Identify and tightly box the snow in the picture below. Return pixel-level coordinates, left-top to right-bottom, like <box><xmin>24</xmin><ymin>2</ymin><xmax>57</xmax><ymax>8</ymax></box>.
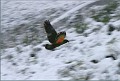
<box><xmin>1</xmin><ymin>0</ymin><xmax>120</xmax><ymax>80</ymax></box>
<box><xmin>51</xmin><ymin>0</ymin><xmax>97</xmax><ymax>25</ymax></box>
<box><xmin>109</xmin><ymin>20</ymin><xmax>120</xmax><ymax>28</ymax></box>
<box><xmin>1</xmin><ymin>0</ymin><xmax>83</xmax><ymax>32</ymax></box>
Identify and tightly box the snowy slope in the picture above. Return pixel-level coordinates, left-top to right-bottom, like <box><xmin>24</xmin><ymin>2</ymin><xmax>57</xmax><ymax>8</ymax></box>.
<box><xmin>1</xmin><ymin>0</ymin><xmax>97</xmax><ymax>48</ymax></box>
<box><xmin>1</xmin><ymin>0</ymin><xmax>89</xmax><ymax>32</ymax></box>
<box><xmin>1</xmin><ymin>0</ymin><xmax>120</xmax><ymax>80</ymax></box>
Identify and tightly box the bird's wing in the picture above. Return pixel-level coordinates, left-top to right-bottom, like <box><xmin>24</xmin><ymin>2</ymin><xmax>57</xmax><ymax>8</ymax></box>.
<box><xmin>55</xmin><ymin>32</ymin><xmax>66</xmax><ymax>44</ymax></box>
<box><xmin>44</xmin><ymin>20</ymin><xmax>57</xmax><ymax>43</ymax></box>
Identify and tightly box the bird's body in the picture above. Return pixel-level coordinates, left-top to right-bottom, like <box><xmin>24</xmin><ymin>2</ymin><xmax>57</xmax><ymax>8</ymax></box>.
<box><xmin>43</xmin><ymin>20</ymin><xmax>69</xmax><ymax>50</ymax></box>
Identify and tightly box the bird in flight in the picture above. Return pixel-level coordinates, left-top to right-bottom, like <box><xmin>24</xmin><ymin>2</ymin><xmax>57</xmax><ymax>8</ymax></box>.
<box><xmin>43</xmin><ymin>20</ymin><xmax>69</xmax><ymax>50</ymax></box>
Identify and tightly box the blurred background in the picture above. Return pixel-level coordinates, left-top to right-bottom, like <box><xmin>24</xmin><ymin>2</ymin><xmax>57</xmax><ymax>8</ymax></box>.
<box><xmin>1</xmin><ymin>0</ymin><xmax>120</xmax><ymax>80</ymax></box>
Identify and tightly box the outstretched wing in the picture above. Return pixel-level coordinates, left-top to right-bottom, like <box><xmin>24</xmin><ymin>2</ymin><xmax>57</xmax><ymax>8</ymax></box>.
<box><xmin>44</xmin><ymin>20</ymin><xmax>57</xmax><ymax>43</ymax></box>
<box><xmin>55</xmin><ymin>32</ymin><xmax>66</xmax><ymax>44</ymax></box>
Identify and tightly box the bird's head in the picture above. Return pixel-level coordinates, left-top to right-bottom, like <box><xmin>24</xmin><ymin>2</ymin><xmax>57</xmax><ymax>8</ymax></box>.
<box><xmin>44</xmin><ymin>44</ymin><xmax>55</xmax><ymax>50</ymax></box>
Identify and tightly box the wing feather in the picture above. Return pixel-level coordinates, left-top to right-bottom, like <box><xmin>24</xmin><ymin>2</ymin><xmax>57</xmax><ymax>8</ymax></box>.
<box><xmin>44</xmin><ymin>20</ymin><xmax>57</xmax><ymax>43</ymax></box>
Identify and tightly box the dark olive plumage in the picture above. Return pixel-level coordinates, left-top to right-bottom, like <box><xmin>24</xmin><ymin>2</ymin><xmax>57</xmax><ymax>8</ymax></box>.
<box><xmin>43</xmin><ymin>20</ymin><xmax>69</xmax><ymax>50</ymax></box>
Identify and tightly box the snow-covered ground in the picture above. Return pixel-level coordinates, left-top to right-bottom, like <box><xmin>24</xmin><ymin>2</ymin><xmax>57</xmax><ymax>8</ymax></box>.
<box><xmin>1</xmin><ymin>0</ymin><xmax>91</xmax><ymax>32</ymax></box>
<box><xmin>1</xmin><ymin>0</ymin><xmax>120</xmax><ymax>80</ymax></box>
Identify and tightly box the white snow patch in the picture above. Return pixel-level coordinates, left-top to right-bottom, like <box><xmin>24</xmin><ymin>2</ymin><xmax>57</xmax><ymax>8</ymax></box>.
<box><xmin>51</xmin><ymin>0</ymin><xmax>97</xmax><ymax>25</ymax></box>
<box><xmin>1</xmin><ymin>0</ymin><xmax>120</xmax><ymax>80</ymax></box>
